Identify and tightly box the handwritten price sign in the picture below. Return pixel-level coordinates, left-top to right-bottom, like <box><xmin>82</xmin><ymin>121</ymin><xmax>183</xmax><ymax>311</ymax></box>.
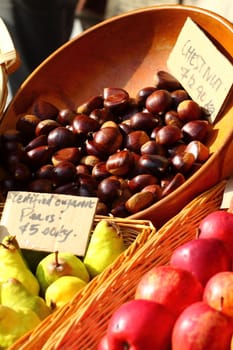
<box><xmin>0</xmin><ymin>191</ymin><xmax>98</xmax><ymax>256</ymax></box>
<box><xmin>167</xmin><ymin>17</ymin><xmax>233</xmax><ymax>123</ymax></box>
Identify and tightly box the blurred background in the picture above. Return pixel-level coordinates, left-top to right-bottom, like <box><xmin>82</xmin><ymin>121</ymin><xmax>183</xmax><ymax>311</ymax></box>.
<box><xmin>3</xmin><ymin>0</ymin><xmax>233</xmax><ymax>106</ymax></box>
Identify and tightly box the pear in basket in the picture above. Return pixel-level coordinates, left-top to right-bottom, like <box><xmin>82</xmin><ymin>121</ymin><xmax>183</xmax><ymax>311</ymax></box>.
<box><xmin>1</xmin><ymin>277</ymin><xmax>51</xmax><ymax>321</ymax></box>
<box><xmin>0</xmin><ymin>235</ymin><xmax>40</xmax><ymax>295</ymax></box>
<box><xmin>0</xmin><ymin>304</ymin><xmax>40</xmax><ymax>349</ymax></box>
<box><xmin>84</xmin><ymin>219</ymin><xmax>125</xmax><ymax>278</ymax></box>
<box><xmin>36</xmin><ymin>251</ymin><xmax>90</xmax><ymax>295</ymax></box>
<box><xmin>45</xmin><ymin>275</ymin><xmax>87</xmax><ymax>311</ymax></box>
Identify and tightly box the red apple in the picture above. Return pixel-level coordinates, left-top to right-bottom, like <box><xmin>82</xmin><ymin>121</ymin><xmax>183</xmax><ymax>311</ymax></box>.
<box><xmin>203</xmin><ymin>271</ymin><xmax>233</xmax><ymax>317</ymax></box>
<box><xmin>169</xmin><ymin>237</ymin><xmax>232</xmax><ymax>287</ymax></box>
<box><xmin>134</xmin><ymin>265</ymin><xmax>203</xmax><ymax>317</ymax></box>
<box><xmin>98</xmin><ymin>334</ymin><xmax>109</xmax><ymax>350</ymax></box>
<box><xmin>106</xmin><ymin>299</ymin><xmax>176</xmax><ymax>350</ymax></box>
<box><xmin>198</xmin><ymin>210</ymin><xmax>233</xmax><ymax>258</ymax></box>
<box><xmin>172</xmin><ymin>301</ymin><xmax>233</xmax><ymax>350</ymax></box>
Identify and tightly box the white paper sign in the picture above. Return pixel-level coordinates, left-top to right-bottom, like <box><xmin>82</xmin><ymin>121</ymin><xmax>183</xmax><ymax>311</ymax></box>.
<box><xmin>0</xmin><ymin>191</ymin><xmax>99</xmax><ymax>256</ymax></box>
<box><xmin>167</xmin><ymin>17</ymin><xmax>233</xmax><ymax>122</ymax></box>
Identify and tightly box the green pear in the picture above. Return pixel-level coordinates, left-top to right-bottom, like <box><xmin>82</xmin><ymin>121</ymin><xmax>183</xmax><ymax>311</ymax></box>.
<box><xmin>0</xmin><ymin>304</ymin><xmax>40</xmax><ymax>349</ymax></box>
<box><xmin>1</xmin><ymin>278</ymin><xmax>51</xmax><ymax>321</ymax></box>
<box><xmin>83</xmin><ymin>219</ymin><xmax>125</xmax><ymax>278</ymax></box>
<box><xmin>36</xmin><ymin>251</ymin><xmax>90</xmax><ymax>295</ymax></box>
<box><xmin>45</xmin><ymin>275</ymin><xmax>87</xmax><ymax>311</ymax></box>
<box><xmin>0</xmin><ymin>236</ymin><xmax>40</xmax><ymax>295</ymax></box>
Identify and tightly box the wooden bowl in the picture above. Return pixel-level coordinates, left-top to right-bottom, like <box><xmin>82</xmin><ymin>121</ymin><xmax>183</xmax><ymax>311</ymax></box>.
<box><xmin>1</xmin><ymin>5</ymin><xmax>233</xmax><ymax>228</ymax></box>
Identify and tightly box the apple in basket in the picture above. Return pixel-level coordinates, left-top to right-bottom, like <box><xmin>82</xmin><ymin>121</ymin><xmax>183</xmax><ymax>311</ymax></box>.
<box><xmin>169</xmin><ymin>237</ymin><xmax>232</xmax><ymax>287</ymax></box>
<box><xmin>105</xmin><ymin>299</ymin><xmax>176</xmax><ymax>350</ymax></box>
<box><xmin>203</xmin><ymin>271</ymin><xmax>233</xmax><ymax>318</ymax></box>
<box><xmin>134</xmin><ymin>265</ymin><xmax>203</xmax><ymax>317</ymax></box>
<box><xmin>171</xmin><ymin>301</ymin><xmax>233</xmax><ymax>350</ymax></box>
<box><xmin>198</xmin><ymin>210</ymin><xmax>233</xmax><ymax>259</ymax></box>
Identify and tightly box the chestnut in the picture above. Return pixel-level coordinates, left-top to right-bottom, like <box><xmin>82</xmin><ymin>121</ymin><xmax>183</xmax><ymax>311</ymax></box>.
<box><xmin>106</xmin><ymin>149</ymin><xmax>135</xmax><ymax>176</ymax></box>
<box><xmin>138</xmin><ymin>154</ymin><xmax>170</xmax><ymax>177</ymax></box>
<box><xmin>164</xmin><ymin>110</ymin><xmax>184</xmax><ymax>129</ymax></box>
<box><xmin>52</xmin><ymin>161</ymin><xmax>77</xmax><ymax>186</ymax></box>
<box><xmin>35</xmin><ymin>164</ymin><xmax>54</xmax><ymax>179</ymax></box>
<box><xmin>89</xmin><ymin>107</ymin><xmax>114</xmax><ymax>125</ymax></box>
<box><xmin>16</xmin><ymin>114</ymin><xmax>40</xmax><ymax>140</ymax></box>
<box><xmin>27</xmin><ymin>145</ymin><xmax>53</xmax><ymax>168</ymax></box>
<box><xmin>125</xmin><ymin>191</ymin><xmax>154</xmax><ymax>214</ymax></box>
<box><xmin>128</xmin><ymin>174</ymin><xmax>158</xmax><ymax>193</ymax></box>
<box><xmin>124</xmin><ymin>130</ymin><xmax>150</xmax><ymax>153</ymax></box>
<box><xmin>53</xmin><ymin>182</ymin><xmax>79</xmax><ymax>195</ymax></box>
<box><xmin>103</xmin><ymin>87</ymin><xmax>129</xmax><ymax>114</ymax></box>
<box><xmin>145</xmin><ymin>89</ymin><xmax>172</xmax><ymax>114</ymax></box>
<box><xmin>141</xmin><ymin>184</ymin><xmax>162</xmax><ymax>202</ymax></box>
<box><xmin>92</xmin><ymin>161</ymin><xmax>110</xmax><ymax>180</ymax></box>
<box><xmin>56</xmin><ymin>108</ymin><xmax>76</xmax><ymax>126</ymax></box>
<box><xmin>181</xmin><ymin>120</ymin><xmax>212</xmax><ymax>142</ymax></box>
<box><xmin>76</xmin><ymin>95</ymin><xmax>103</xmax><ymax>115</ymax></box>
<box><xmin>153</xmin><ymin>70</ymin><xmax>182</xmax><ymax>91</ymax></box>
<box><xmin>156</xmin><ymin>125</ymin><xmax>183</xmax><ymax>146</ymax></box>
<box><xmin>92</xmin><ymin>126</ymin><xmax>123</xmax><ymax>155</ymax></box>
<box><xmin>47</xmin><ymin>126</ymin><xmax>77</xmax><ymax>150</ymax></box>
<box><xmin>161</xmin><ymin>173</ymin><xmax>186</xmax><ymax>197</ymax></box>
<box><xmin>51</xmin><ymin>147</ymin><xmax>82</xmax><ymax>166</ymax></box>
<box><xmin>27</xmin><ymin>178</ymin><xmax>53</xmax><ymax>193</ymax></box>
<box><xmin>171</xmin><ymin>152</ymin><xmax>195</xmax><ymax>174</ymax></box>
<box><xmin>185</xmin><ymin>140</ymin><xmax>210</xmax><ymax>163</ymax></box>
<box><xmin>72</xmin><ymin>114</ymin><xmax>100</xmax><ymax>135</ymax></box>
<box><xmin>35</xmin><ymin>119</ymin><xmax>61</xmax><ymax>137</ymax></box>
<box><xmin>140</xmin><ymin>140</ymin><xmax>166</xmax><ymax>157</ymax></box>
<box><xmin>171</xmin><ymin>89</ymin><xmax>189</xmax><ymax>108</ymax></box>
<box><xmin>97</xmin><ymin>176</ymin><xmax>122</xmax><ymax>203</ymax></box>
<box><xmin>135</xmin><ymin>86</ymin><xmax>157</xmax><ymax>108</ymax></box>
<box><xmin>177</xmin><ymin>100</ymin><xmax>202</xmax><ymax>122</ymax></box>
<box><xmin>24</xmin><ymin>134</ymin><xmax>48</xmax><ymax>152</ymax></box>
<box><xmin>130</xmin><ymin>112</ymin><xmax>160</xmax><ymax>132</ymax></box>
<box><xmin>31</xmin><ymin>99</ymin><xmax>59</xmax><ymax>120</ymax></box>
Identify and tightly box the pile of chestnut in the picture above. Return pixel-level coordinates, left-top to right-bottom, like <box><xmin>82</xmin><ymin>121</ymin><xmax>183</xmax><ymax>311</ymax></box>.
<box><xmin>0</xmin><ymin>70</ymin><xmax>213</xmax><ymax>217</ymax></box>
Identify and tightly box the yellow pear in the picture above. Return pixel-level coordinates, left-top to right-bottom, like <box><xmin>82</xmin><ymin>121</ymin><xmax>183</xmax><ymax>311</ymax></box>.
<box><xmin>84</xmin><ymin>219</ymin><xmax>125</xmax><ymax>278</ymax></box>
<box><xmin>1</xmin><ymin>278</ymin><xmax>51</xmax><ymax>321</ymax></box>
<box><xmin>0</xmin><ymin>304</ymin><xmax>40</xmax><ymax>349</ymax></box>
<box><xmin>45</xmin><ymin>275</ymin><xmax>87</xmax><ymax>311</ymax></box>
<box><xmin>0</xmin><ymin>236</ymin><xmax>40</xmax><ymax>295</ymax></box>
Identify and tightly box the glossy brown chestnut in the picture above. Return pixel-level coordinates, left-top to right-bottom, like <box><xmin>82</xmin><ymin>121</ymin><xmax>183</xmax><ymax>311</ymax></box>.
<box><xmin>52</xmin><ymin>161</ymin><xmax>77</xmax><ymax>186</ymax></box>
<box><xmin>51</xmin><ymin>147</ymin><xmax>82</xmax><ymax>166</ymax></box>
<box><xmin>171</xmin><ymin>151</ymin><xmax>195</xmax><ymax>174</ymax></box>
<box><xmin>97</xmin><ymin>176</ymin><xmax>122</xmax><ymax>203</ymax></box>
<box><xmin>47</xmin><ymin>126</ymin><xmax>77</xmax><ymax>150</ymax></box>
<box><xmin>124</xmin><ymin>130</ymin><xmax>150</xmax><ymax>153</ymax></box>
<box><xmin>145</xmin><ymin>89</ymin><xmax>172</xmax><ymax>114</ymax></box>
<box><xmin>31</xmin><ymin>99</ymin><xmax>59</xmax><ymax>120</ymax></box>
<box><xmin>138</xmin><ymin>154</ymin><xmax>170</xmax><ymax>177</ymax></box>
<box><xmin>130</xmin><ymin>112</ymin><xmax>160</xmax><ymax>132</ymax></box>
<box><xmin>72</xmin><ymin>114</ymin><xmax>100</xmax><ymax>135</ymax></box>
<box><xmin>177</xmin><ymin>100</ymin><xmax>202</xmax><ymax>122</ymax></box>
<box><xmin>106</xmin><ymin>149</ymin><xmax>135</xmax><ymax>176</ymax></box>
<box><xmin>156</xmin><ymin>125</ymin><xmax>183</xmax><ymax>146</ymax></box>
<box><xmin>125</xmin><ymin>191</ymin><xmax>155</xmax><ymax>214</ymax></box>
<box><xmin>76</xmin><ymin>95</ymin><xmax>103</xmax><ymax>115</ymax></box>
<box><xmin>103</xmin><ymin>87</ymin><xmax>129</xmax><ymax>114</ymax></box>
<box><xmin>135</xmin><ymin>86</ymin><xmax>157</xmax><ymax>108</ymax></box>
<box><xmin>92</xmin><ymin>126</ymin><xmax>123</xmax><ymax>155</ymax></box>
<box><xmin>153</xmin><ymin>70</ymin><xmax>182</xmax><ymax>91</ymax></box>
<box><xmin>181</xmin><ymin>120</ymin><xmax>212</xmax><ymax>142</ymax></box>
<box><xmin>35</xmin><ymin>119</ymin><xmax>61</xmax><ymax>137</ymax></box>
<box><xmin>128</xmin><ymin>173</ymin><xmax>158</xmax><ymax>193</ymax></box>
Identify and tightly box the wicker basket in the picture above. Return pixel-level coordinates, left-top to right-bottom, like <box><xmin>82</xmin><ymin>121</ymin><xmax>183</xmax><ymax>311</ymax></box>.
<box><xmin>8</xmin><ymin>180</ymin><xmax>227</xmax><ymax>349</ymax></box>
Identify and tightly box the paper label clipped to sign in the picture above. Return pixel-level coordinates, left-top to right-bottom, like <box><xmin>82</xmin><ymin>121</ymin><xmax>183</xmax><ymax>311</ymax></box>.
<box><xmin>167</xmin><ymin>17</ymin><xmax>233</xmax><ymax>123</ymax></box>
<box><xmin>0</xmin><ymin>191</ymin><xmax>98</xmax><ymax>256</ymax></box>
<box><xmin>221</xmin><ymin>176</ymin><xmax>233</xmax><ymax>210</ymax></box>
